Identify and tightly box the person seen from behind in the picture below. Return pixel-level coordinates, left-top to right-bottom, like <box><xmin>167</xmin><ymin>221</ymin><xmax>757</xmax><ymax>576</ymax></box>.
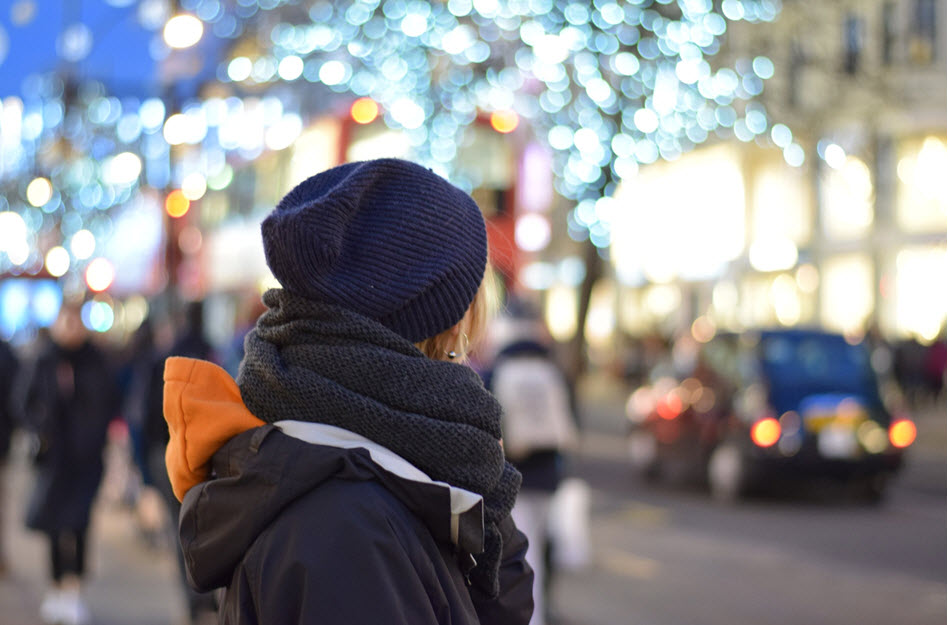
<box><xmin>483</xmin><ymin>299</ymin><xmax>578</xmax><ymax>625</ymax></box>
<box><xmin>18</xmin><ymin>301</ymin><xmax>118</xmax><ymax>625</ymax></box>
<box><xmin>163</xmin><ymin>158</ymin><xmax>534</xmax><ymax>624</ymax></box>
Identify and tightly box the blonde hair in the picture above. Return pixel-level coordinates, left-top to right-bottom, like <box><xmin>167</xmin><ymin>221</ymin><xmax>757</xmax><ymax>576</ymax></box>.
<box><xmin>415</xmin><ymin>265</ymin><xmax>498</xmax><ymax>362</ymax></box>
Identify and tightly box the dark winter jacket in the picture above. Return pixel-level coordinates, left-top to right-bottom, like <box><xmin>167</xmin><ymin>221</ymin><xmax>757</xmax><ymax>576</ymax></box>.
<box><xmin>0</xmin><ymin>339</ymin><xmax>18</xmax><ymax>460</ymax></box>
<box><xmin>20</xmin><ymin>339</ymin><xmax>117</xmax><ymax>532</ymax></box>
<box><xmin>164</xmin><ymin>357</ymin><xmax>534</xmax><ymax>625</ymax></box>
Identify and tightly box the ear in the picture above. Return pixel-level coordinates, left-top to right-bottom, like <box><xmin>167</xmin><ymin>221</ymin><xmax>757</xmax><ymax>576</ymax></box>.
<box><xmin>449</xmin><ymin>322</ymin><xmax>462</xmax><ymax>337</ymax></box>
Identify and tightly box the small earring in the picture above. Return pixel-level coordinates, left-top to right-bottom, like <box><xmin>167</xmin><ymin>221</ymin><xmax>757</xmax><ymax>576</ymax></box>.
<box><xmin>447</xmin><ymin>350</ymin><xmax>457</xmax><ymax>360</ymax></box>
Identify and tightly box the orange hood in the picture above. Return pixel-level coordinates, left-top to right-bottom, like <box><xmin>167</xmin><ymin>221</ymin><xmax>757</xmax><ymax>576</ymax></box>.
<box><xmin>163</xmin><ymin>357</ymin><xmax>265</xmax><ymax>502</ymax></box>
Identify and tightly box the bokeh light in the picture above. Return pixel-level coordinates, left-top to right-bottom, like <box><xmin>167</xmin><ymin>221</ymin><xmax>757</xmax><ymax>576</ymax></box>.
<box><xmin>889</xmin><ymin>420</ymin><xmax>917</xmax><ymax>449</ymax></box>
<box><xmin>165</xmin><ymin>190</ymin><xmax>190</xmax><ymax>218</ymax></box>
<box><xmin>26</xmin><ymin>177</ymin><xmax>53</xmax><ymax>207</ymax></box>
<box><xmin>515</xmin><ymin>213</ymin><xmax>551</xmax><ymax>252</ymax></box>
<box><xmin>102</xmin><ymin>152</ymin><xmax>142</xmax><ymax>185</ymax></box>
<box><xmin>751</xmin><ymin>418</ymin><xmax>781</xmax><ymax>447</ymax></box>
<box><xmin>85</xmin><ymin>257</ymin><xmax>115</xmax><ymax>292</ymax></box>
<box><xmin>181</xmin><ymin>173</ymin><xmax>208</xmax><ymax>200</ymax></box>
<box><xmin>490</xmin><ymin>109</ymin><xmax>519</xmax><ymax>134</ymax></box>
<box><xmin>0</xmin><ymin>212</ymin><xmax>28</xmax><ymax>253</ymax></box>
<box><xmin>350</xmin><ymin>97</ymin><xmax>380</xmax><ymax>124</ymax></box>
<box><xmin>44</xmin><ymin>246</ymin><xmax>70</xmax><ymax>277</ymax></box>
<box><xmin>81</xmin><ymin>299</ymin><xmax>115</xmax><ymax>332</ymax></box>
<box><xmin>163</xmin><ymin>14</ymin><xmax>204</xmax><ymax>49</ymax></box>
<box><xmin>70</xmin><ymin>230</ymin><xmax>96</xmax><ymax>260</ymax></box>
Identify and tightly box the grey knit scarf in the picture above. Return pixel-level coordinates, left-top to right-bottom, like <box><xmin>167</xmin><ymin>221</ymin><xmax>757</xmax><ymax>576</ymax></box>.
<box><xmin>237</xmin><ymin>288</ymin><xmax>520</xmax><ymax>596</ymax></box>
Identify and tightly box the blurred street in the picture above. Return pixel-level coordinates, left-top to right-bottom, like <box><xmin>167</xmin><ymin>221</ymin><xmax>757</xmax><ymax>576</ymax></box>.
<box><xmin>0</xmin><ymin>2</ymin><xmax>945</xmax><ymax>624</ymax></box>
<box><xmin>1</xmin><ymin>374</ymin><xmax>943</xmax><ymax>625</ymax></box>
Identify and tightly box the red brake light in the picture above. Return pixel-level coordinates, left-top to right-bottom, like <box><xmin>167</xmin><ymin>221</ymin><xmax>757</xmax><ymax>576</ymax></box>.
<box><xmin>888</xmin><ymin>420</ymin><xmax>916</xmax><ymax>449</ymax></box>
<box><xmin>656</xmin><ymin>393</ymin><xmax>683</xmax><ymax>420</ymax></box>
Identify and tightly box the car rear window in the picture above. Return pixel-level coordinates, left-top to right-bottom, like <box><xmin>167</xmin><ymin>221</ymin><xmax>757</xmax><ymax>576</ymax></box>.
<box><xmin>758</xmin><ymin>333</ymin><xmax>881</xmax><ymax>410</ymax></box>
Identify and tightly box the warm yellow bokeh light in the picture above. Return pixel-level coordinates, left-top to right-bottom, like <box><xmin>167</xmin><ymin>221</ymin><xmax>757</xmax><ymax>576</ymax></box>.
<box><xmin>545</xmin><ymin>284</ymin><xmax>578</xmax><ymax>342</ymax></box>
<box><xmin>27</xmin><ymin>177</ymin><xmax>53</xmax><ymax>207</ymax></box>
<box><xmin>751</xmin><ymin>418</ymin><xmax>781</xmax><ymax>447</ymax></box>
<box><xmin>490</xmin><ymin>110</ymin><xmax>519</xmax><ymax>134</ymax></box>
<box><xmin>85</xmin><ymin>257</ymin><xmax>116</xmax><ymax>292</ymax></box>
<box><xmin>165</xmin><ymin>190</ymin><xmax>191</xmax><ymax>218</ymax></box>
<box><xmin>350</xmin><ymin>97</ymin><xmax>380</xmax><ymax>125</ymax></box>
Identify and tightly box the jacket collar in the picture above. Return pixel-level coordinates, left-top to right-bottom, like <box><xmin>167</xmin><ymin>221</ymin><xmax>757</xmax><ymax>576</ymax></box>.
<box><xmin>275</xmin><ymin>420</ymin><xmax>484</xmax><ymax>553</ymax></box>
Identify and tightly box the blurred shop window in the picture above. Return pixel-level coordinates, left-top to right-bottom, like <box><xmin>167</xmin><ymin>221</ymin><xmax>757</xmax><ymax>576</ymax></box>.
<box><xmin>346</xmin><ymin>121</ymin><xmax>410</xmax><ymax>162</ymax></box>
<box><xmin>612</xmin><ymin>145</ymin><xmax>745</xmax><ymax>284</ymax></box>
<box><xmin>585</xmin><ymin>278</ymin><xmax>617</xmax><ymax>357</ymax></box>
<box><xmin>821</xmin><ymin>254</ymin><xmax>874</xmax><ymax>335</ymax></box>
<box><xmin>253</xmin><ymin>152</ymin><xmax>290</xmax><ymax>213</ymax></box>
<box><xmin>895</xmin><ymin>246</ymin><xmax>947</xmax><ymax>342</ymax></box>
<box><xmin>896</xmin><ymin>136</ymin><xmax>948</xmax><ymax>232</ymax></box>
<box><xmin>750</xmin><ymin>159</ymin><xmax>811</xmax><ymax>273</ymax></box>
<box><xmin>909</xmin><ymin>0</ymin><xmax>938</xmax><ymax>64</ymax></box>
<box><xmin>738</xmin><ymin>274</ymin><xmax>815</xmax><ymax>330</ymax></box>
<box><xmin>820</xmin><ymin>155</ymin><xmax>874</xmax><ymax>240</ymax></box>
<box><xmin>290</xmin><ymin>119</ymin><xmax>341</xmax><ymax>187</ymax></box>
<box><xmin>843</xmin><ymin>14</ymin><xmax>864</xmax><ymax>74</ymax></box>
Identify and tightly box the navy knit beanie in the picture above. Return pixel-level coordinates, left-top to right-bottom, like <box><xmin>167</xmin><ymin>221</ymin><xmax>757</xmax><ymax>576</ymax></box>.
<box><xmin>261</xmin><ymin>158</ymin><xmax>488</xmax><ymax>343</ymax></box>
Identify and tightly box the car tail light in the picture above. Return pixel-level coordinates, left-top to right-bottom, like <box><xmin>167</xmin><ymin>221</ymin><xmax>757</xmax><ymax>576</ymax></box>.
<box><xmin>751</xmin><ymin>417</ymin><xmax>781</xmax><ymax>447</ymax></box>
<box><xmin>656</xmin><ymin>393</ymin><xmax>683</xmax><ymax>420</ymax></box>
<box><xmin>888</xmin><ymin>419</ymin><xmax>916</xmax><ymax>449</ymax></box>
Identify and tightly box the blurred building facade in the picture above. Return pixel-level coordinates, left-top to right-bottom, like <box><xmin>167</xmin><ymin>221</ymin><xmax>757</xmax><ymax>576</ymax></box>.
<box><xmin>564</xmin><ymin>0</ymin><xmax>948</xmax><ymax>362</ymax></box>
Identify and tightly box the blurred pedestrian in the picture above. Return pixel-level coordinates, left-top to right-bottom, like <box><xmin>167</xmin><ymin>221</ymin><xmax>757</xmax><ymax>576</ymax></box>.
<box><xmin>118</xmin><ymin>318</ymin><xmax>161</xmax><ymax>488</ymax></box>
<box><xmin>145</xmin><ymin>301</ymin><xmax>219</xmax><ymax>625</ymax></box>
<box><xmin>163</xmin><ymin>158</ymin><xmax>533</xmax><ymax>624</ymax></box>
<box><xmin>115</xmin><ymin>316</ymin><xmax>169</xmax><ymax>549</ymax></box>
<box><xmin>923</xmin><ymin>329</ymin><xmax>946</xmax><ymax>404</ymax></box>
<box><xmin>220</xmin><ymin>291</ymin><xmax>267</xmax><ymax>378</ymax></box>
<box><xmin>483</xmin><ymin>300</ymin><xmax>578</xmax><ymax>625</ymax></box>
<box><xmin>0</xmin><ymin>336</ymin><xmax>19</xmax><ymax>577</ymax></box>
<box><xmin>17</xmin><ymin>302</ymin><xmax>118</xmax><ymax>625</ymax></box>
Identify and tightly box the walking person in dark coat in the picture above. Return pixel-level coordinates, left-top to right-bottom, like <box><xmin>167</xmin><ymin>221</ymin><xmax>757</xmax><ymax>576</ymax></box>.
<box><xmin>18</xmin><ymin>302</ymin><xmax>118</xmax><ymax>625</ymax></box>
<box><xmin>0</xmin><ymin>336</ymin><xmax>19</xmax><ymax>577</ymax></box>
<box><xmin>162</xmin><ymin>158</ymin><xmax>533</xmax><ymax>624</ymax></box>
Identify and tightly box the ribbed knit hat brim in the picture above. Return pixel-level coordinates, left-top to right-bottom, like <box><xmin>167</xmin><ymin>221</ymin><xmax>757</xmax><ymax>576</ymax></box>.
<box><xmin>261</xmin><ymin>159</ymin><xmax>488</xmax><ymax>343</ymax></box>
